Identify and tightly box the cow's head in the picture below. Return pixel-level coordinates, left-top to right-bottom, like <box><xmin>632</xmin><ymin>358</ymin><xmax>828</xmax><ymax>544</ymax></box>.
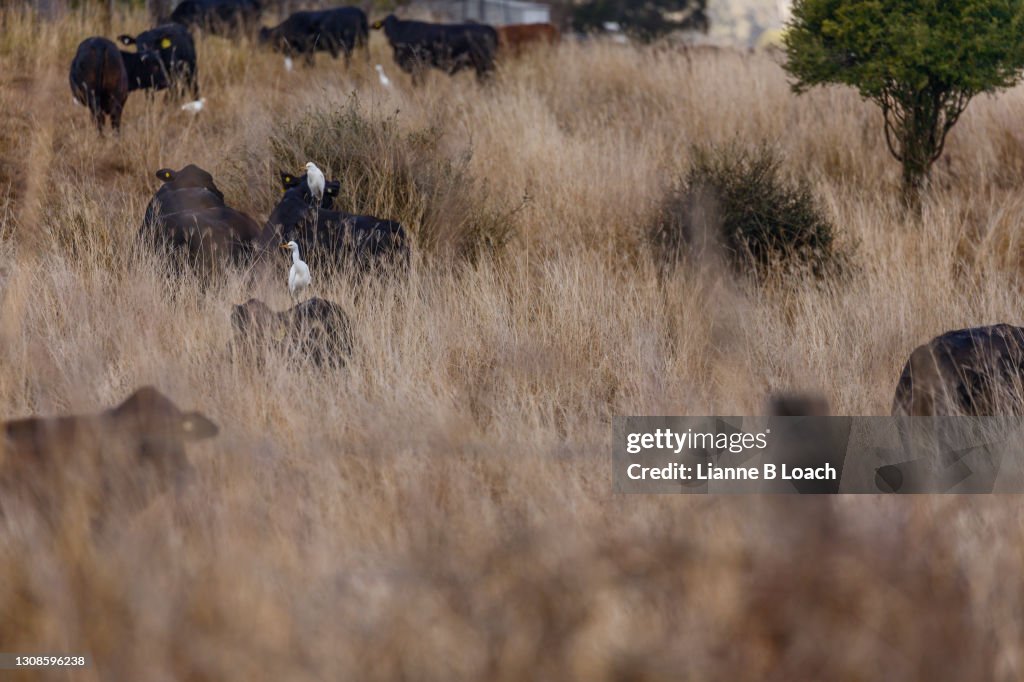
<box><xmin>101</xmin><ymin>387</ymin><xmax>218</xmax><ymax>505</ymax></box>
<box><xmin>371</xmin><ymin>14</ymin><xmax>397</xmax><ymax>31</ymax></box>
<box><xmin>154</xmin><ymin>164</ymin><xmax>225</xmax><ymax>200</ymax></box>
<box><xmin>279</xmin><ymin>170</ymin><xmax>340</xmax><ymax>208</ymax></box>
<box><xmin>231</xmin><ymin>298</ymin><xmax>275</xmax><ymax>334</ymax></box>
<box><xmin>123</xmin><ymin>49</ymin><xmax>170</xmax><ymax>91</ymax></box>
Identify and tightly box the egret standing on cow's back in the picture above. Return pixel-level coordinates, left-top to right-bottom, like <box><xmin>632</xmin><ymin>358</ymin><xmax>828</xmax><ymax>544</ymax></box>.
<box><xmin>281</xmin><ymin>241</ymin><xmax>311</xmax><ymax>299</ymax></box>
<box><xmin>304</xmin><ymin>162</ymin><xmax>325</xmax><ymax>205</ymax></box>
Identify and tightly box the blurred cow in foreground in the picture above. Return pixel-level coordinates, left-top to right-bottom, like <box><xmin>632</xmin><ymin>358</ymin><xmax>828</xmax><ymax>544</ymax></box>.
<box><xmin>231</xmin><ymin>298</ymin><xmax>354</xmax><ymax>366</ymax></box>
<box><xmin>892</xmin><ymin>324</ymin><xmax>1024</xmax><ymax>416</ymax></box>
<box><xmin>372</xmin><ymin>14</ymin><xmax>498</xmax><ymax>84</ymax></box>
<box><xmin>766</xmin><ymin>392</ymin><xmax>831</xmax><ymax>417</ymax></box>
<box><xmin>497</xmin><ymin>23</ymin><xmax>560</xmax><ymax>56</ymax></box>
<box><xmin>69</xmin><ymin>37</ymin><xmax>168</xmax><ymax>132</ymax></box>
<box><xmin>119</xmin><ymin>23</ymin><xmax>200</xmax><ymax>100</ymax></box>
<box><xmin>258</xmin><ymin>7</ymin><xmax>368</xmax><ymax>67</ymax></box>
<box><xmin>0</xmin><ymin>387</ymin><xmax>218</xmax><ymax>529</ymax></box>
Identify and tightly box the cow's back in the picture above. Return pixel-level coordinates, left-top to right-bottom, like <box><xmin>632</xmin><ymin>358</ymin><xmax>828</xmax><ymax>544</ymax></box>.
<box><xmin>891</xmin><ymin>324</ymin><xmax>1024</xmax><ymax>416</ymax></box>
<box><xmin>69</xmin><ymin>38</ymin><xmax>127</xmax><ymax>105</ymax></box>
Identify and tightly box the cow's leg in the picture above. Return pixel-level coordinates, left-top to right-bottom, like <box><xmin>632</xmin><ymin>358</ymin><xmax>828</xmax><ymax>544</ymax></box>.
<box><xmin>189</xmin><ymin>68</ymin><xmax>200</xmax><ymax>100</ymax></box>
<box><xmin>108</xmin><ymin>95</ymin><xmax>124</xmax><ymax>133</ymax></box>
<box><xmin>87</xmin><ymin>92</ymin><xmax>106</xmax><ymax>132</ymax></box>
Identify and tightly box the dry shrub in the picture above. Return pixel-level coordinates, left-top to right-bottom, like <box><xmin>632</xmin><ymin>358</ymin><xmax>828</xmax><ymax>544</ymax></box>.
<box><xmin>269</xmin><ymin>96</ymin><xmax>517</xmax><ymax>262</ymax></box>
<box><xmin>650</xmin><ymin>144</ymin><xmax>845</xmax><ymax>278</ymax></box>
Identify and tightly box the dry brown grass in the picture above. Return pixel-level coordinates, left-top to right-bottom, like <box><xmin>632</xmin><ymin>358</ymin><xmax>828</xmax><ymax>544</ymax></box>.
<box><xmin>3</xmin><ymin>5</ymin><xmax>1024</xmax><ymax>680</ymax></box>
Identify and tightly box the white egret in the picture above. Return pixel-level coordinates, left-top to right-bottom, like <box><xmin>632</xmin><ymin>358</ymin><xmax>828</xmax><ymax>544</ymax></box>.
<box><xmin>280</xmin><ymin>241</ymin><xmax>311</xmax><ymax>299</ymax></box>
<box><xmin>375</xmin><ymin>64</ymin><xmax>391</xmax><ymax>88</ymax></box>
<box><xmin>284</xmin><ymin>56</ymin><xmax>294</xmax><ymax>71</ymax></box>
<box><xmin>304</xmin><ymin>161</ymin><xmax>325</xmax><ymax>204</ymax></box>
<box><xmin>181</xmin><ymin>97</ymin><xmax>206</xmax><ymax>113</ymax></box>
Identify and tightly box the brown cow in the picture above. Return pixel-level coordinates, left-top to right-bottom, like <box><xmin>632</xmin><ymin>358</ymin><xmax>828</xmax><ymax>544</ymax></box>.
<box><xmin>891</xmin><ymin>324</ymin><xmax>1024</xmax><ymax>416</ymax></box>
<box><xmin>496</xmin><ymin>23</ymin><xmax>560</xmax><ymax>56</ymax></box>
<box><xmin>0</xmin><ymin>387</ymin><xmax>218</xmax><ymax>529</ymax></box>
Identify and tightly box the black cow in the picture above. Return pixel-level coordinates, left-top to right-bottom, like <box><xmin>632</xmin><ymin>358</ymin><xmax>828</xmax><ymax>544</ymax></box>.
<box><xmin>119</xmin><ymin>24</ymin><xmax>199</xmax><ymax>99</ymax></box>
<box><xmin>231</xmin><ymin>297</ymin><xmax>353</xmax><ymax>366</ymax></box>
<box><xmin>169</xmin><ymin>0</ymin><xmax>262</xmax><ymax>35</ymax></box>
<box><xmin>258</xmin><ymin>8</ymin><xmax>368</xmax><ymax>67</ymax></box>
<box><xmin>264</xmin><ymin>179</ymin><xmax>409</xmax><ymax>273</ymax></box>
<box><xmin>892</xmin><ymin>324</ymin><xmax>1024</xmax><ymax>416</ymax></box>
<box><xmin>371</xmin><ymin>14</ymin><xmax>498</xmax><ymax>84</ymax></box>
<box><xmin>279</xmin><ymin>170</ymin><xmax>340</xmax><ymax>209</ymax></box>
<box><xmin>140</xmin><ymin>165</ymin><xmax>267</xmax><ymax>275</ymax></box>
<box><xmin>69</xmin><ymin>37</ymin><xmax>168</xmax><ymax>131</ymax></box>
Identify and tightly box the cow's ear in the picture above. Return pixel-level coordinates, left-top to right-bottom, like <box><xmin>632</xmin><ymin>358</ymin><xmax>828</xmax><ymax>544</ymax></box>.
<box><xmin>118</xmin><ymin>34</ymin><xmax>136</xmax><ymax>45</ymax></box>
<box><xmin>160</xmin><ymin>36</ymin><xmax>172</xmax><ymax>49</ymax></box>
<box><xmin>155</xmin><ymin>168</ymin><xmax>176</xmax><ymax>182</ymax></box>
<box><xmin>180</xmin><ymin>412</ymin><xmax>219</xmax><ymax>441</ymax></box>
<box><xmin>325</xmin><ymin>180</ymin><xmax>340</xmax><ymax>197</ymax></box>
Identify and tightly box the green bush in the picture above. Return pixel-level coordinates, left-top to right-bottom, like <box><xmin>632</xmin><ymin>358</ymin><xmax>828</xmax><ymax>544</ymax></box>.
<box><xmin>649</xmin><ymin>145</ymin><xmax>842</xmax><ymax>277</ymax></box>
<box><xmin>785</xmin><ymin>0</ymin><xmax>1024</xmax><ymax>210</ymax></box>
<box><xmin>270</xmin><ymin>97</ymin><xmax>516</xmax><ymax>263</ymax></box>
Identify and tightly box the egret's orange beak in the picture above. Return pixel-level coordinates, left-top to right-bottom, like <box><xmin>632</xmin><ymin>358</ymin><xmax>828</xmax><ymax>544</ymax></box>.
<box><xmin>279</xmin><ymin>243</ymin><xmax>289</xmax><ymax>250</ymax></box>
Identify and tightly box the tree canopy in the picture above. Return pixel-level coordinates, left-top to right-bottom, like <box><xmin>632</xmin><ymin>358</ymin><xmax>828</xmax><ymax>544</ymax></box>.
<box><xmin>785</xmin><ymin>0</ymin><xmax>1024</xmax><ymax>207</ymax></box>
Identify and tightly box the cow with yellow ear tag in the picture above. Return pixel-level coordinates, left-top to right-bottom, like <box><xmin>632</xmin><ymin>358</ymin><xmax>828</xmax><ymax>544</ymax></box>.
<box><xmin>118</xmin><ymin>23</ymin><xmax>199</xmax><ymax>100</ymax></box>
<box><xmin>279</xmin><ymin>169</ymin><xmax>340</xmax><ymax>209</ymax></box>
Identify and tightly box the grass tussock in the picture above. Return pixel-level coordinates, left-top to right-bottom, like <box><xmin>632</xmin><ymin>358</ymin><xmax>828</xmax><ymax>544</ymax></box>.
<box><xmin>3</xmin><ymin>3</ymin><xmax>1024</xmax><ymax>680</ymax></box>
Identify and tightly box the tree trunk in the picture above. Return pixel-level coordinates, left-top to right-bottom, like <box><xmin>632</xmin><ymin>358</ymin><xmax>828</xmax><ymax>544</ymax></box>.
<box><xmin>899</xmin><ymin>105</ymin><xmax>938</xmax><ymax>215</ymax></box>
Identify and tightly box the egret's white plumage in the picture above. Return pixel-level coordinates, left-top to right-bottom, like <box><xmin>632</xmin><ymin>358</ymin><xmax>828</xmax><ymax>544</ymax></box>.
<box><xmin>284</xmin><ymin>56</ymin><xmax>294</xmax><ymax>71</ymax></box>
<box><xmin>375</xmin><ymin>64</ymin><xmax>391</xmax><ymax>88</ymax></box>
<box><xmin>304</xmin><ymin>161</ymin><xmax>325</xmax><ymax>204</ymax></box>
<box><xmin>181</xmin><ymin>97</ymin><xmax>206</xmax><ymax>113</ymax></box>
<box><xmin>281</xmin><ymin>241</ymin><xmax>311</xmax><ymax>298</ymax></box>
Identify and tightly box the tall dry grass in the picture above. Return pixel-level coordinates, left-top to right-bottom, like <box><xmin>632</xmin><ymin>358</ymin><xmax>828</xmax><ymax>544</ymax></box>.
<box><xmin>3</xmin><ymin>4</ymin><xmax>1024</xmax><ymax>679</ymax></box>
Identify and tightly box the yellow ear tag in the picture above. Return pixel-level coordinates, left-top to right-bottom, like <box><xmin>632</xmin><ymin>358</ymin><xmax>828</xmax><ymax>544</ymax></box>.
<box><xmin>161</xmin><ymin>37</ymin><xmax>172</xmax><ymax>48</ymax></box>
<box><xmin>284</xmin><ymin>176</ymin><xmax>291</xmax><ymax>183</ymax></box>
<box><xmin>164</xmin><ymin>171</ymin><xmax>171</xmax><ymax>179</ymax></box>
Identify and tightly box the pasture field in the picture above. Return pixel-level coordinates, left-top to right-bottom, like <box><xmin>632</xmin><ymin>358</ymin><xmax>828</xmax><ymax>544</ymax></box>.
<box><xmin>2</xmin><ymin>5</ymin><xmax>1024</xmax><ymax>679</ymax></box>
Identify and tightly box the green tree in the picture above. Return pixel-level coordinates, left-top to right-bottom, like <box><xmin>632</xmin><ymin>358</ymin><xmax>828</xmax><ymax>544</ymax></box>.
<box><xmin>784</xmin><ymin>0</ymin><xmax>1024</xmax><ymax>209</ymax></box>
<box><xmin>572</xmin><ymin>0</ymin><xmax>708</xmax><ymax>42</ymax></box>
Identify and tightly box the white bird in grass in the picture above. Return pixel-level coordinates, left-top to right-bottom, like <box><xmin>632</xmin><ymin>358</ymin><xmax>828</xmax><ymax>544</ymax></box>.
<box><xmin>181</xmin><ymin>97</ymin><xmax>206</xmax><ymax>113</ymax></box>
<box><xmin>375</xmin><ymin>64</ymin><xmax>391</xmax><ymax>88</ymax></box>
<box><xmin>304</xmin><ymin>161</ymin><xmax>325</xmax><ymax>205</ymax></box>
<box><xmin>280</xmin><ymin>241</ymin><xmax>311</xmax><ymax>299</ymax></box>
<box><xmin>284</xmin><ymin>56</ymin><xmax>294</xmax><ymax>71</ymax></box>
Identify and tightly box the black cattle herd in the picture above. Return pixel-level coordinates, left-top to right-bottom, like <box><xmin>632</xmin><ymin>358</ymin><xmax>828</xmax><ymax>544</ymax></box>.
<box><xmin>69</xmin><ymin>0</ymin><xmax>509</xmax><ymax>132</ymax></box>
